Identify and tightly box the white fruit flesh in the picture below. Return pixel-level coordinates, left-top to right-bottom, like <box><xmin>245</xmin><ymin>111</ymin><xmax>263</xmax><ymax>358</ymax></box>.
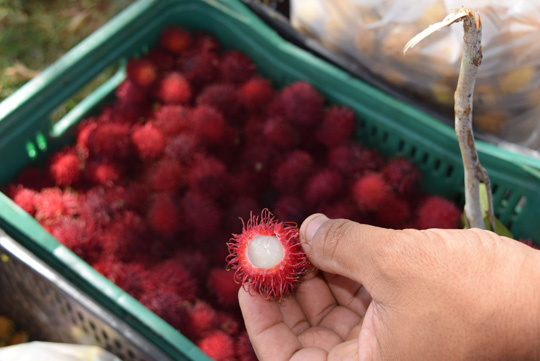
<box><xmin>247</xmin><ymin>235</ymin><xmax>284</xmax><ymax>269</ymax></box>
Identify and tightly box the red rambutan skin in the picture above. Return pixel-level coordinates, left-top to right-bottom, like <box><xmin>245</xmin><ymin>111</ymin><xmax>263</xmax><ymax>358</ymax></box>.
<box><xmin>374</xmin><ymin>195</ymin><xmax>411</xmax><ymax>229</ymax></box>
<box><xmin>101</xmin><ymin>211</ymin><xmax>150</xmax><ymax>263</ymax></box>
<box><xmin>416</xmin><ymin>196</ymin><xmax>462</xmax><ymax>229</ymax></box>
<box><xmin>10</xmin><ymin>185</ymin><xmax>37</xmax><ymax>215</ymax></box>
<box><xmin>159</xmin><ymin>26</ymin><xmax>192</xmax><ymax>54</ymax></box>
<box><xmin>196</xmin><ymin>83</ymin><xmax>243</xmax><ymax>119</ymax></box>
<box><xmin>272</xmin><ymin>150</ymin><xmax>315</xmax><ymax>195</ymax></box>
<box><xmin>315</xmin><ymin>199</ymin><xmax>361</xmax><ymax>221</ymax></box>
<box><xmin>227</xmin><ymin>210</ymin><xmax>311</xmax><ymax>301</ymax></box>
<box><xmin>48</xmin><ymin>147</ymin><xmax>82</xmax><ymax>187</ymax></box>
<box><xmin>207</xmin><ymin>268</ymin><xmax>240</xmax><ymax>308</ymax></box>
<box><xmin>126</xmin><ymin>58</ymin><xmax>157</xmax><ymax>87</ymax></box>
<box><xmin>146</xmin><ymin>193</ymin><xmax>182</xmax><ymax>237</ymax></box>
<box><xmin>13</xmin><ymin>167</ymin><xmax>54</xmax><ymax>191</ymax></box>
<box><xmin>223</xmin><ymin>196</ymin><xmax>260</xmax><ymax>230</ymax></box>
<box><xmin>277</xmin><ymin>81</ymin><xmax>324</xmax><ymax>127</ymax></box>
<box><xmin>148</xmin><ymin>159</ymin><xmax>184</xmax><ymax>192</ymax></box>
<box><xmin>219</xmin><ymin>50</ymin><xmax>256</xmax><ymax>85</ymax></box>
<box><xmin>76</xmin><ymin>119</ymin><xmax>98</xmax><ymax>157</ymax></box>
<box><xmin>328</xmin><ymin>143</ymin><xmax>384</xmax><ymax>178</ymax></box>
<box><xmin>115</xmin><ymin>79</ymin><xmax>149</xmax><ymax>104</ymax></box>
<box><xmin>178</xmin><ymin>50</ymin><xmax>219</xmax><ymax>90</ymax></box>
<box><xmin>191</xmin><ymin>105</ymin><xmax>232</xmax><ymax>146</ymax></box>
<box><xmin>85</xmin><ymin>160</ymin><xmax>123</xmax><ymax>187</ymax></box>
<box><xmin>152</xmin><ymin>105</ymin><xmax>192</xmax><ymax>136</ymax></box>
<box><xmin>34</xmin><ymin>188</ymin><xmax>74</xmax><ymax>223</ymax></box>
<box><xmin>95</xmin><ymin>261</ymin><xmax>148</xmax><ymax>299</ymax></box>
<box><xmin>145</xmin><ymin>47</ymin><xmax>175</xmax><ymax>72</ymax></box>
<box><xmin>197</xmin><ymin>330</ymin><xmax>236</xmax><ymax>361</ymax></box>
<box><xmin>315</xmin><ymin>105</ymin><xmax>356</xmax><ymax>148</ymax></box>
<box><xmin>304</xmin><ymin>168</ymin><xmax>344</xmax><ymax>207</ymax></box>
<box><xmin>86</xmin><ymin>123</ymin><xmax>133</xmax><ymax>160</ymax></box>
<box><xmin>192</xmin><ymin>32</ymin><xmax>221</xmax><ymax>55</ymax></box>
<box><xmin>236</xmin><ymin>331</ymin><xmax>258</xmax><ymax>361</ymax></box>
<box><xmin>180</xmin><ymin>191</ymin><xmax>223</xmax><ymax>242</ymax></box>
<box><xmin>164</xmin><ymin>130</ymin><xmax>201</xmax><ymax>163</ymax></box>
<box><xmin>51</xmin><ymin>217</ymin><xmax>101</xmax><ymax>264</ymax></box>
<box><xmin>263</xmin><ymin>116</ymin><xmax>299</xmax><ymax>150</ymax></box>
<box><xmin>145</xmin><ymin>258</ymin><xmax>198</xmax><ymax>302</ymax></box>
<box><xmin>157</xmin><ymin>72</ymin><xmax>192</xmax><ymax>105</ymax></box>
<box><xmin>382</xmin><ymin>158</ymin><xmax>421</xmax><ymax>195</ymax></box>
<box><xmin>139</xmin><ymin>289</ymin><xmax>190</xmax><ymax>333</ymax></box>
<box><xmin>273</xmin><ymin>196</ymin><xmax>307</xmax><ymax>225</ymax></box>
<box><xmin>131</xmin><ymin>123</ymin><xmax>165</xmax><ymax>160</ymax></box>
<box><xmin>240</xmin><ymin>76</ymin><xmax>275</xmax><ymax>113</ymax></box>
<box><xmin>186</xmin><ymin>154</ymin><xmax>229</xmax><ymax>199</ymax></box>
<box><xmin>351</xmin><ymin>172</ymin><xmax>392</xmax><ymax>212</ymax></box>
<box><xmin>185</xmin><ymin>301</ymin><xmax>218</xmax><ymax>341</ymax></box>
<box><xmin>174</xmin><ymin>249</ymin><xmax>210</xmax><ymax>281</ymax></box>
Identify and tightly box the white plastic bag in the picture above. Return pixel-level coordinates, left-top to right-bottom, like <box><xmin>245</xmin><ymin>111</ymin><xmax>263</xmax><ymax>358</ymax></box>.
<box><xmin>291</xmin><ymin>0</ymin><xmax>540</xmax><ymax>149</ymax></box>
<box><xmin>0</xmin><ymin>342</ymin><xmax>122</xmax><ymax>361</ymax></box>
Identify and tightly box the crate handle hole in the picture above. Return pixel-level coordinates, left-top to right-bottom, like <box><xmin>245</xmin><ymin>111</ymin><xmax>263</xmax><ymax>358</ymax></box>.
<box><xmin>445</xmin><ymin>165</ymin><xmax>454</xmax><ymax>178</ymax></box>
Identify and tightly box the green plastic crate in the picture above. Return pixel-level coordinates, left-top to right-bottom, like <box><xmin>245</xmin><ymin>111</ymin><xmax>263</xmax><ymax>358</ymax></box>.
<box><xmin>1</xmin><ymin>0</ymin><xmax>540</xmax><ymax>359</ymax></box>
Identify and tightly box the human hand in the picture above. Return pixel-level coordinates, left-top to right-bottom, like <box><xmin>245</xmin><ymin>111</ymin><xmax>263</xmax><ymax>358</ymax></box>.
<box><xmin>239</xmin><ymin>214</ymin><xmax>540</xmax><ymax>360</ymax></box>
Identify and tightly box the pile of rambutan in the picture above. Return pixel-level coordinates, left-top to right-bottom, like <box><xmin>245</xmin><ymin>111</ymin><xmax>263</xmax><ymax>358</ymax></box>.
<box><xmin>4</xmin><ymin>25</ymin><xmax>467</xmax><ymax>361</ymax></box>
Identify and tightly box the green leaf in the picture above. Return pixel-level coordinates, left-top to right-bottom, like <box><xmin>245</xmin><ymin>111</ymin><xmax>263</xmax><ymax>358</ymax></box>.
<box><xmin>479</xmin><ymin>182</ymin><xmax>513</xmax><ymax>238</ymax></box>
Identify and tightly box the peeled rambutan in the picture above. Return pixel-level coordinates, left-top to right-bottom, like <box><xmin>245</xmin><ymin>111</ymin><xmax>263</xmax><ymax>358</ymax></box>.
<box><xmin>382</xmin><ymin>158</ymin><xmax>421</xmax><ymax>195</ymax></box>
<box><xmin>227</xmin><ymin>210</ymin><xmax>311</xmax><ymax>301</ymax></box>
<box><xmin>277</xmin><ymin>81</ymin><xmax>324</xmax><ymax>127</ymax></box>
<box><xmin>351</xmin><ymin>172</ymin><xmax>392</xmax><ymax>212</ymax></box>
<box><xmin>126</xmin><ymin>58</ymin><xmax>157</xmax><ymax>87</ymax></box>
<box><xmin>416</xmin><ymin>196</ymin><xmax>462</xmax><ymax>229</ymax></box>
<box><xmin>85</xmin><ymin>160</ymin><xmax>123</xmax><ymax>187</ymax></box>
<box><xmin>273</xmin><ymin>196</ymin><xmax>307</xmax><ymax>225</ymax></box>
<box><xmin>304</xmin><ymin>168</ymin><xmax>343</xmax><ymax>206</ymax></box>
<box><xmin>115</xmin><ymin>79</ymin><xmax>149</xmax><ymax>104</ymax></box>
<box><xmin>219</xmin><ymin>50</ymin><xmax>255</xmax><ymax>85</ymax></box>
<box><xmin>240</xmin><ymin>76</ymin><xmax>275</xmax><ymax>113</ymax></box>
<box><xmin>236</xmin><ymin>331</ymin><xmax>258</xmax><ymax>361</ymax></box>
<box><xmin>197</xmin><ymin>330</ymin><xmax>236</xmax><ymax>361</ymax></box>
<box><xmin>315</xmin><ymin>105</ymin><xmax>356</xmax><ymax>148</ymax></box>
<box><xmin>207</xmin><ymin>268</ymin><xmax>240</xmax><ymax>308</ymax></box>
<box><xmin>272</xmin><ymin>150</ymin><xmax>315</xmax><ymax>195</ymax></box>
<box><xmin>159</xmin><ymin>26</ymin><xmax>192</xmax><ymax>54</ymax></box>
<box><xmin>48</xmin><ymin>147</ymin><xmax>82</xmax><ymax>187</ymax></box>
<box><xmin>148</xmin><ymin>159</ymin><xmax>184</xmax><ymax>192</ymax></box>
<box><xmin>186</xmin><ymin>154</ymin><xmax>229</xmax><ymax>199</ymax></box>
<box><xmin>139</xmin><ymin>289</ymin><xmax>190</xmax><ymax>333</ymax></box>
<box><xmin>146</xmin><ymin>193</ymin><xmax>182</xmax><ymax>237</ymax></box>
<box><xmin>10</xmin><ymin>185</ymin><xmax>37</xmax><ymax>215</ymax></box>
<box><xmin>157</xmin><ymin>72</ymin><xmax>192</xmax><ymax>105</ymax></box>
<box><xmin>196</xmin><ymin>83</ymin><xmax>243</xmax><ymax>119</ymax></box>
<box><xmin>86</xmin><ymin>123</ymin><xmax>133</xmax><ymax>160</ymax></box>
<box><xmin>131</xmin><ymin>123</ymin><xmax>165</xmax><ymax>160</ymax></box>
<box><xmin>263</xmin><ymin>116</ymin><xmax>299</xmax><ymax>150</ymax></box>
<box><xmin>328</xmin><ymin>143</ymin><xmax>383</xmax><ymax>178</ymax></box>
<box><xmin>374</xmin><ymin>195</ymin><xmax>411</xmax><ymax>229</ymax></box>
<box><xmin>152</xmin><ymin>105</ymin><xmax>192</xmax><ymax>136</ymax></box>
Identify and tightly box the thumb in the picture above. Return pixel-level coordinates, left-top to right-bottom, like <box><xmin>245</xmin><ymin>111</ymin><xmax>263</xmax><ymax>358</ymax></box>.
<box><xmin>300</xmin><ymin>213</ymin><xmax>426</xmax><ymax>290</ymax></box>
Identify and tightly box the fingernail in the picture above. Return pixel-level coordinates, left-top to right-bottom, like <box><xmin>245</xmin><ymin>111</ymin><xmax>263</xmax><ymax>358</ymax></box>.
<box><xmin>300</xmin><ymin>213</ymin><xmax>329</xmax><ymax>244</ymax></box>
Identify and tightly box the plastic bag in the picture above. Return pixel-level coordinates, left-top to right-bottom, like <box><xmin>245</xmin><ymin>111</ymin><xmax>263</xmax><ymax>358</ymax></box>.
<box><xmin>291</xmin><ymin>0</ymin><xmax>540</xmax><ymax>150</ymax></box>
<box><xmin>0</xmin><ymin>342</ymin><xmax>122</xmax><ymax>361</ymax></box>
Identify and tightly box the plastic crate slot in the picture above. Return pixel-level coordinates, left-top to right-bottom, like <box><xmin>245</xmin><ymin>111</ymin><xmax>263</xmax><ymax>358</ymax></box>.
<box><xmin>381</xmin><ymin>131</ymin><xmax>389</xmax><ymax>143</ymax></box>
<box><xmin>397</xmin><ymin>139</ymin><xmax>405</xmax><ymax>152</ymax></box>
<box><xmin>114</xmin><ymin>338</ymin><xmax>123</xmax><ymax>350</ymax></box>
<box><xmin>36</xmin><ymin>132</ymin><xmax>48</xmax><ymax>151</ymax></box>
<box><xmin>445</xmin><ymin>165</ymin><xmax>454</xmax><ymax>178</ymax></box>
<box><xmin>513</xmin><ymin>196</ymin><xmax>527</xmax><ymax>216</ymax></box>
<box><xmin>25</xmin><ymin>141</ymin><xmax>37</xmax><ymax>159</ymax></box>
<box><xmin>421</xmin><ymin>152</ymin><xmax>429</xmax><ymax>165</ymax></box>
<box><xmin>370</xmin><ymin>125</ymin><xmax>378</xmax><ymax>137</ymax></box>
<box><xmin>409</xmin><ymin>146</ymin><xmax>417</xmax><ymax>158</ymax></box>
<box><xmin>102</xmin><ymin>329</ymin><xmax>110</xmax><ymax>341</ymax></box>
<box><xmin>127</xmin><ymin>349</ymin><xmax>136</xmax><ymax>360</ymax></box>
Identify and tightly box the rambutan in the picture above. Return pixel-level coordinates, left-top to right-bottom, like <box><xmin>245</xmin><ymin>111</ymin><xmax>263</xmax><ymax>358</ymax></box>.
<box><xmin>219</xmin><ymin>50</ymin><xmax>255</xmax><ymax>85</ymax></box>
<box><xmin>157</xmin><ymin>72</ymin><xmax>192</xmax><ymax>105</ymax></box>
<box><xmin>98</xmin><ymin>261</ymin><xmax>148</xmax><ymax>299</ymax></box>
<box><xmin>236</xmin><ymin>331</ymin><xmax>258</xmax><ymax>361</ymax></box>
<box><xmin>328</xmin><ymin>143</ymin><xmax>383</xmax><ymax>178</ymax></box>
<box><xmin>185</xmin><ymin>301</ymin><xmax>218</xmax><ymax>341</ymax></box>
<box><xmin>163</xmin><ymin>130</ymin><xmax>201</xmax><ymax>164</ymax></box>
<box><xmin>272</xmin><ymin>150</ymin><xmax>314</xmax><ymax>195</ymax></box>
<box><xmin>174</xmin><ymin>249</ymin><xmax>210</xmax><ymax>280</ymax></box>
<box><xmin>351</xmin><ymin>172</ymin><xmax>392</xmax><ymax>212</ymax></box>
<box><xmin>304</xmin><ymin>168</ymin><xmax>343</xmax><ymax>206</ymax></box>
<box><xmin>192</xmin><ymin>32</ymin><xmax>221</xmax><ymax>55</ymax></box>
<box><xmin>273</xmin><ymin>196</ymin><xmax>307</xmax><ymax>225</ymax></box>
<box><xmin>13</xmin><ymin>167</ymin><xmax>54</xmax><ymax>191</ymax></box>
<box><xmin>315</xmin><ymin>105</ymin><xmax>356</xmax><ymax>148</ymax></box>
<box><xmin>34</xmin><ymin>188</ymin><xmax>67</xmax><ymax>223</ymax></box>
<box><xmin>197</xmin><ymin>330</ymin><xmax>236</xmax><ymax>361</ymax></box>
<box><xmin>75</xmin><ymin>118</ymin><xmax>98</xmax><ymax>157</ymax></box>
<box><xmin>86</xmin><ymin>123</ymin><xmax>133</xmax><ymax>160</ymax></box>
<box><xmin>191</xmin><ymin>105</ymin><xmax>232</xmax><ymax>146</ymax></box>
<box><xmin>207</xmin><ymin>268</ymin><xmax>240</xmax><ymax>308</ymax></box>
<box><xmin>316</xmin><ymin>199</ymin><xmax>361</xmax><ymax>221</ymax></box>
<box><xmin>115</xmin><ymin>79</ymin><xmax>149</xmax><ymax>104</ymax></box>
<box><xmin>215</xmin><ymin>312</ymin><xmax>240</xmax><ymax>336</ymax></box>
<box><xmin>159</xmin><ymin>26</ymin><xmax>192</xmax><ymax>54</ymax></box>
<box><xmin>131</xmin><ymin>123</ymin><xmax>165</xmax><ymax>160</ymax></box>
<box><xmin>139</xmin><ymin>289</ymin><xmax>190</xmax><ymax>333</ymax></box>
<box><xmin>146</xmin><ymin>193</ymin><xmax>182</xmax><ymax>237</ymax></box>
<box><xmin>186</xmin><ymin>154</ymin><xmax>229</xmax><ymax>199</ymax></box>
<box><xmin>126</xmin><ymin>58</ymin><xmax>157</xmax><ymax>87</ymax></box>
<box><xmin>85</xmin><ymin>160</ymin><xmax>123</xmax><ymax>187</ymax></box>
<box><xmin>240</xmin><ymin>76</ymin><xmax>275</xmax><ymax>113</ymax></box>
<box><xmin>101</xmin><ymin>211</ymin><xmax>149</xmax><ymax>263</ymax></box>
<box><xmin>416</xmin><ymin>196</ymin><xmax>462</xmax><ymax>229</ymax></box>
<box><xmin>224</xmin><ymin>196</ymin><xmax>260</xmax><ymax>230</ymax></box>
<box><xmin>277</xmin><ymin>81</ymin><xmax>324</xmax><ymax>127</ymax></box>
<box><xmin>374</xmin><ymin>195</ymin><xmax>411</xmax><ymax>229</ymax></box>
<box><xmin>145</xmin><ymin>47</ymin><xmax>175</xmax><ymax>72</ymax></box>
<box><xmin>146</xmin><ymin>258</ymin><xmax>198</xmax><ymax>301</ymax></box>
<box><xmin>180</xmin><ymin>191</ymin><xmax>222</xmax><ymax>241</ymax></box>
<box><xmin>227</xmin><ymin>210</ymin><xmax>311</xmax><ymax>301</ymax></box>
<box><xmin>51</xmin><ymin>217</ymin><xmax>101</xmax><ymax>264</ymax></box>
<box><xmin>152</xmin><ymin>105</ymin><xmax>192</xmax><ymax>136</ymax></box>
<box><xmin>148</xmin><ymin>159</ymin><xmax>184</xmax><ymax>192</ymax></box>
<box><xmin>10</xmin><ymin>185</ymin><xmax>37</xmax><ymax>215</ymax></box>
<box><xmin>48</xmin><ymin>147</ymin><xmax>82</xmax><ymax>186</ymax></box>
<box><xmin>240</xmin><ymin>142</ymin><xmax>277</xmax><ymax>181</ymax></box>
<box><xmin>263</xmin><ymin>116</ymin><xmax>299</xmax><ymax>150</ymax></box>
<box><xmin>382</xmin><ymin>158</ymin><xmax>421</xmax><ymax>194</ymax></box>
<box><xmin>178</xmin><ymin>50</ymin><xmax>219</xmax><ymax>90</ymax></box>
<box><xmin>196</xmin><ymin>83</ymin><xmax>243</xmax><ymax>119</ymax></box>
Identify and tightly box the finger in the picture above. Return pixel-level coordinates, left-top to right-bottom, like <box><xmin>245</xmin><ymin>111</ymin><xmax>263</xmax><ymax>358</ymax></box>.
<box><xmin>279</xmin><ymin>296</ymin><xmax>310</xmax><ymax>336</ymax></box>
<box><xmin>297</xmin><ymin>326</ymin><xmax>343</xmax><ymax>351</ymax></box>
<box><xmin>239</xmin><ymin>287</ymin><xmax>302</xmax><ymax>361</ymax></box>
<box><xmin>324</xmin><ymin>273</ymin><xmax>372</xmax><ymax>316</ymax></box>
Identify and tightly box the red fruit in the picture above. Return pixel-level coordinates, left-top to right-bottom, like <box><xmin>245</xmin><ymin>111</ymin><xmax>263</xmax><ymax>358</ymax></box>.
<box><xmin>374</xmin><ymin>195</ymin><xmax>411</xmax><ymax>229</ymax></box>
<box><xmin>51</xmin><ymin>217</ymin><xmax>101</xmax><ymax>264</ymax></box>
<box><xmin>146</xmin><ymin>194</ymin><xmax>182</xmax><ymax>237</ymax></box>
<box><xmin>157</xmin><ymin>72</ymin><xmax>192</xmax><ymax>105</ymax></box>
<box><xmin>240</xmin><ymin>143</ymin><xmax>277</xmax><ymax>180</ymax></box>
<box><xmin>519</xmin><ymin>239</ymin><xmax>540</xmax><ymax>250</ymax></box>
<box><xmin>304</xmin><ymin>168</ymin><xmax>343</xmax><ymax>206</ymax></box>
<box><xmin>131</xmin><ymin>123</ymin><xmax>165</xmax><ymax>160</ymax></box>
<box><xmin>315</xmin><ymin>105</ymin><xmax>356</xmax><ymax>148</ymax></box>
<box><xmin>126</xmin><ymin>58</ymin><xmax>157</xmax><ymax>87</ymax></box>
<box><xmin>382</xmin><ymin>158</ymin><xmax>421</xmax><ymax>194</ymax></box>
<box><xmin>115</xmin><ymin>79</ymin><xmax>149</xmax><ymax>103</ymax></box>
<box><xmin>87</xmin><ymin>123</ymin><xmax>133</xmax><ymax>160</ymax></box>
<box><xmin>263</xmin><ymin>116</ymin><xmax>299</xmax><ymax>150</ymax></box>
<box><xmin>10</xmin><ymin>185</ymin><xmax>37</xmax><ymax>215</ymax></box>
<box><xmin>197</xmin><ymin>330</ymin><xmax>236</xmax><ymax>361</ymax></box>
<box><xmin>278</xmin><ymin>81</ymin><xmax>324</xmax><ymax>127</ymax></box>
<box><xmin>224</xmin><ymin>196</ymin><xmax>260</xmax><ymax>230</ymax></box>
<box><xmin>215</xmin><ymin>312</ymin><xmax>239</xmax><ymax>336</ymax></box>
<box><xmin>85</xmin><ymin>161</ymin><xmax>123</xmax><ymax>187</ymax></box>
<box><xmin>159</xmin><ymin>26</ymin><xmax>192</xmax><ymax>54</ymax></box>
<box><xmin>219</xmin><ymin>50</ymin><xmax>255</xmax><ymax>84</ymax></box>
<box><xmin>351</xmin><ymin>173</ymin><xmax>392</xmax><ymax>212</ymax></box>
<box><xmin>76</xmin><ymin>118</ymin><xmax>98</xmax><ymax>157</ymax></box>
<box><xmin>316</xmin><ymin>199</ymin><xmax>360</xmax><ymax>221</ymax></box>
<box><xmin>192</xmin><ymin>32</ymin><xmax>221</xmax><ymax>55</ymax></box>
<box><xmin>227</xmin><ymin>210</ymin><xmax>311</xmax><ymax>301</ymax></box>
<box><xmin>174</xmin><ymin>250</ymin><xmax>210</xmax><ymax>280</ymax></box>
<box><xmin>164</xmin><ymin>130</ymin><xmax>201</xmax><ymax>163</ymax></box>
<box><xmin>48</xmin><ymin>147</ymin><xmax>81</xmax><ymax>186</ymax></box>
<box><xmin>34</xmin><ymin>188</ymin><xmax>67</xmax><ymax>223</ymax></box>
<box><xmin>148</xmin><ymin>159</ymin><xmax>184</xmax><ymax>192</ymax></box>
<box><xmin>272</xmin><ymin>150</ymin><xmax>314</xmax><ymax>194</ymax></box>
<box><xmin>186</xmin><ymin>154</ymin><xmax>229</xmax><ymax>199</ymax></box>
<box><xmin>180</xmin><ymin>191</ymin><xmax>222</xmax><ymax>241</ymax></box>
<box><xmin>13</xmin><ymin>167</ymin><xmax>54</xmax><ymax>191</ymax></box>
<box><xmin>236</xmin><ymin>331</ymin><xmax>258</xmax><ymax>361</ymax></box>
<box><xmin>328</xmin><ymin>143</ymin><xmax>383</xmax><ymax>177</ymax></box>
<box><xmin>147</xmin><ymin>258</ymin><xmax>198</xmax><ymax>301</ymax></box>
<box><xmin>196</xmin><ymin>83</ymin><xmax>243</xmax><ymax>119</ymax></box>
<box><xmin>240</xmin><ymin>76</ymin><xmax>275</xmax><ymax>112</ymax></box>
<box><xmin>207</xmin><ymin>268</ymin><xmax>240</xmax><ymax>308</ymax></box>
<box><xmin>273</xmin><ymin>196</ymin><xmax>307</xmax><ymax>225</ymax></box>
<box><xmin>145</xmin><ymin>48</ymin><xmax>175</xmax><ymax>72</ymax></box>
<box><xmin>186</xmin><ymin>301</ymin><xmax>218</xmax><ymax>340</ymax></box>
<box><xmin>139</xmin><ymin>289</ymin><xmax>190</xmax><ymax>332</ymax></box>
<box><xmin>101</xmin><ymin>211</ymin><xmax>149</xmax><ymax>263</ymax></box>
<box><xmin>191</xmin><ymin>105</ymin><xmax>231</xmax><ymax>146</ymax></box>
<box><xmin>179</xmin><ymin>51</ymin><xmax>219</xmax><ymax>89</ymax></box>
<box><xmin>416</xmin><ymin>196</ymin><xmax>462</xmax><ymax>229</ymax></box>
<box><xmin>153</xmin><ymin>105</ymin><xmax>191</xmax><ymax>135</ymax></box>
<box><xmin>98</xmin><ymin>262</ymin><xmax>148</xmax><ymax>299</ymax></box>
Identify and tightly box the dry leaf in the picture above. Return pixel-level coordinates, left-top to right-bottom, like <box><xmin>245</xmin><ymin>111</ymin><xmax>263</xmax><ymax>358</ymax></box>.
<box><xmin>4</xmin><ymin>62</ymin><xmax>40</xmax><ymax>81</ymax></box>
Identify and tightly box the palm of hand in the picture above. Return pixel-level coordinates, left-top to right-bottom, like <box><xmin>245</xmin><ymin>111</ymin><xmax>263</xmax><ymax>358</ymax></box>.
<box><xmin>239</xmin><ymin>272</ymin><xmax>373</xmax><ymax>360</ymax></box>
